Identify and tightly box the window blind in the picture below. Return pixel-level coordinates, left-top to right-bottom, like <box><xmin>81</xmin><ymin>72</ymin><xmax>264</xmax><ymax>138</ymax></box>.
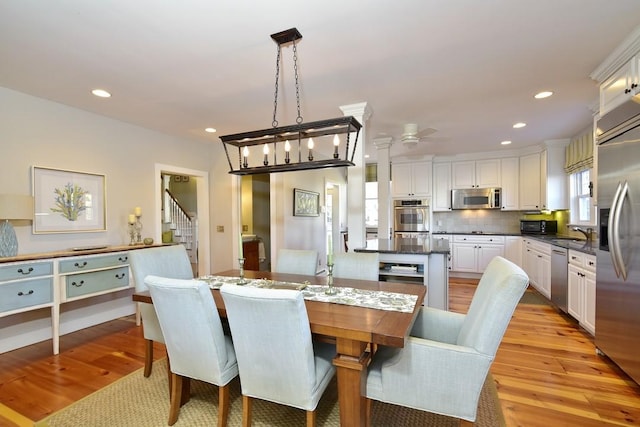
<box><xmin>564</xmin><ymin>130</ymin><xmax>593</xmax><ymax>174</ymax></box>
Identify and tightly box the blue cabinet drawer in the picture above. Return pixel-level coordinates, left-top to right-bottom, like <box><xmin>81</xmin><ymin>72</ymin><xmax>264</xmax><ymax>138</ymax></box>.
<box><xmin>0</xmin><ymin>277</ymin><xmax>54</xmax><ymax>313</ymax></box>
<box><xmin>59</xmin><ymin>253</ymin><xmax>129</xmax><ymax>274</ymax></box>
<box><xmin>0</xmin><ymin>262</ymin><xmax>53</xmax><ymax>281</ymax></box>
<box><xmin>65</xmin><ymin>266</ymin><xmax>130</xmax><ymax>298</ymax></box>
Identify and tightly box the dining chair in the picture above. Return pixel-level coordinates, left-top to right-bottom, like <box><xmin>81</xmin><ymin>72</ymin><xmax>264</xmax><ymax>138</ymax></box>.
<box><xmin>332</xmin><ymin>252</ymin><xmax>380</xmax><ymax>281</ymax></box>
<box><xmin>220</xmin><ymin>284</ymin><xmax>336</xmax><ymax>427</ymax></box>
<box><xmin>274</xmin><ymin>248</ymin><xmax>319</xmax><ymax>276</ymax></box>
<box><xmin>145</xmin><ymin>275</ymin><xmax>238</xmax><ymax>427</ymax></box>
<box><xmin>129</xmin><ymin>245</ymin><xmax>194</xmax><ymax>377</ymax></box>
<box><xmin>365</xmin><ymin>256</ymin><xmax>529</xmax><ymax>426</ymax></box>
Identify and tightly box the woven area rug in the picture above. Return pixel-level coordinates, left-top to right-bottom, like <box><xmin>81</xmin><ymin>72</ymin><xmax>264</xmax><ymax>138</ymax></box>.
<box><xmin>36</xmin><ymin>359</ymin><xmax>505</xmax><ymax>426</ymax></box>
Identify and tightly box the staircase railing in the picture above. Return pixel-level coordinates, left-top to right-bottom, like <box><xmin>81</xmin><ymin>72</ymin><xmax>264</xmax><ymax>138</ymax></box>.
<box><xmin>165</xmin><ymin>189</ymin><xmax>195</xmax><ymax>252</ymax></box>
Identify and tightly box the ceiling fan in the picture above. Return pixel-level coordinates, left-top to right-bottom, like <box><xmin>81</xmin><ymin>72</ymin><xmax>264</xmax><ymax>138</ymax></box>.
<box><xmin>400</xmin><ymin>123</ymin><xmax>440</xmax><ymax>148</ymax></box>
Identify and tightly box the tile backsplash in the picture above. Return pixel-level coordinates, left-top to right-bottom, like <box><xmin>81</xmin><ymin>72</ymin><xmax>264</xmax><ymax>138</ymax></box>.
<box><xmin>433</xmin><ymin>210</ymin><xmax>522</xmax><ymax>234</ymax></box>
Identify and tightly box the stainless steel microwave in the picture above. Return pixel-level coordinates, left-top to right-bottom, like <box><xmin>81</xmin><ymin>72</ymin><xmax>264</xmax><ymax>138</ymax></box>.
<box><xmin>451</xmin><ymin>188</ymin><xmax>501</xmax><ymax>210</ymax></box>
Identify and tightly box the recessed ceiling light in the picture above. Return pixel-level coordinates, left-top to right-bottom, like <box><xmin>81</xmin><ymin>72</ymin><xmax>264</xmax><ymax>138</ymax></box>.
<box><xmin>205</xmin><ymin>128</ymin><xmax>217</xmax><ymax>133</ymax></box>
<box><xmin>513</xmin><ymin>122</ymin><xmax>526</xmax><ymax>129</ymax></box>
<box><xmin>501</xmin><ymin>140</ymin><xmax>512</xmax><ymax>145</ymax></box>
<box><xmin>534</xmin><ymin>91</ymin><xmax>553</xmax><ymax>99</ymax></box>
<box><xmin>91</xmin><ymin>89</ymin><xmax>111</xmax><ymax>98</ymax></box>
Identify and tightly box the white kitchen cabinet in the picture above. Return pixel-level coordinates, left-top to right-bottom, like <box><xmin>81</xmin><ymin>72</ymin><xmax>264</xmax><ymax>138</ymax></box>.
<box><xmin>519</xmin><ymin>144</ymin><xmax>568</xmax><ymax>211</ymax></box>
<box><xmin>599</xmin><ymin>55</ymin><xmax>640</xmax><ymax>115</ymax></box>
<box><xmin>432</xmin><ymin>234</ymin><xmax>452</xmax><ymax>271</ymax></box>
<box><xmin>451</xmin><ymin>159</ymin><xmax>500</xmax><ymax>189</ymax></box>
<box><xmin>451</xmin><ymin>235</ymin><xmax>504</xmax><ymax>273</ymax></box>
<box><xmin>522</xmin><ymin>238</ymin><xmax>551</xmax><ymax>299</ymax></box>
<box><xmin>392</xmin><ymin>160</ymin><xmax>432</xmax><ymax>198</ymax></box>
<box><xmin>504</xmin><ymin>236</ymin><xmax>522</xmax><ymax>267</ymax></box>
<box><xmin>500</xmin><ymin>157</ymin><xmax>519</xmax><ymax>210</ymax></box>
<box><xmin>567</xmin><ymin>250</ymin><xmax>596</xmax><ymax>335</ymax></box>
<box><xmin>432</xmin><ymin>162</ymin><xmax>452</xmax><ymax>211</ymax></box>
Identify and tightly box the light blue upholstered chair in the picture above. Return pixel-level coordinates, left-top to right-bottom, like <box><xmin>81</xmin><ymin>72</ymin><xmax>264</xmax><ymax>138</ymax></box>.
<box><xmin>274</xmin><ymin>249</ymin><xmax>318</xmax><ymax>276</ymax></box>
<box><xmin>220</xmin><ymin>285</ymin><xmax>336</xmax><ymax>427</ymax></box>
<box><xmin>332</xmin><ymin>252</ymin><xmax>380</xmax><ymax>281</ymax></box>
<box><xmin>365</xmin><ymin>256</ymin><xmax>528</xmax><ymax>426</ymax></box>
<box><xmin>145</xmin><ymin>276</ymin><xmax>238</xmax><ymax>427</ymax></box>
<box><xmin>129</xmin><ymin>245</ymin><xmax>194</xmax><ymax>377</ymax></box>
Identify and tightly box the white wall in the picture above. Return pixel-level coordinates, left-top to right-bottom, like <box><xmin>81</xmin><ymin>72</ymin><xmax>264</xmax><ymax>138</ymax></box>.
<box><xmin>0</xmin><ymin>87</ymin><xmax>235</xmax><ymax>272</ymax></box>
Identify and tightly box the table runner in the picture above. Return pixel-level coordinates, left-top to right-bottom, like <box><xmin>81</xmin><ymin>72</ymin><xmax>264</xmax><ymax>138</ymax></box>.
<box><xmin>199</xmin><ymin>275</ymin><xmax>418</xmax><ymax>313</ymax></box>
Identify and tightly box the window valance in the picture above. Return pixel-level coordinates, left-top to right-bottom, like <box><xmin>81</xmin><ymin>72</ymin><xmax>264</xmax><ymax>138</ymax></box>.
<box><xmin>564</xmin><ymin>130</ymin><xmax>593</xmax><ymax>174</ymax></box>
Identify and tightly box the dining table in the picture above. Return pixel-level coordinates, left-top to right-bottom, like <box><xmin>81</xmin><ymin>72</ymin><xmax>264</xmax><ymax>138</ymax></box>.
<box><xmin>132</xmin><ymin>269</ymin><xmax>426</xmax><ymax>427</ymax></box>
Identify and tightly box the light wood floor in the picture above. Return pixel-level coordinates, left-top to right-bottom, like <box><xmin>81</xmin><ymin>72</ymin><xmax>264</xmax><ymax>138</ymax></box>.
<box><xmin>1</xmin><ymin>278</ymin><xmax>639</xmax><ymax>426</ymax></box>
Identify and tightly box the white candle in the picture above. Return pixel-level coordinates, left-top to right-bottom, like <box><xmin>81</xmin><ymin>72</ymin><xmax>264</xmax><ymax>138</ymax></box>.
<box><xmin>263</xmin><ymin>144</ymin><xmax>269</xmax><ymax>165</ymax></box>
<box><xmin>239</xmin><ymin>232</ymin><xmax>244</xmax><ymax>259</ymax></box>
<box><xmin>327</xmin><ymin>234</ymin><xmax>333</xmax><ymax>265</ymax></box>
<box><xmin>134</xmin><ymin>206</ymin><xmax>142</xmax><ymax>216</ymax></box>
<box><xmin>333</xmin><ymin>135</ymin><xmax>340</xmax><ymax>158</ymax></box>
<box><xmin>307</xmin><ymin>138</ymin><xmax>314</xmax><ymax>161</ymax></box>
<box><xmin>128</xmin><ymin>214</ymin><xmax>136</xmax><ymax>224</ymax></box>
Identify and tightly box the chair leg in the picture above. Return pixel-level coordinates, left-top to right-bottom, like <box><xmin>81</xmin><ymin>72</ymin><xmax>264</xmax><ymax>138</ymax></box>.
<box><xmin>217</xmin><ymin>383</ymin><xmax>230</xmax><ymax>427</ymax></box>
<box><xmin>305</xmin><ymin>409</ymin><xmax>316</xmax><ymax>427</ymax></box>
<box><xmin>242</xmin><ymin>395</ymin><xmax>252</xmax><ymax>427</ymax></box>
<box><xmin>144</xmin><ymin>339</ymin><xmax>154</xmax><ymax>377</ymax></box>
<box><xmin>459</xmin><ymin>419</ymin><xmax>475</xmax><ymax>426</ymax></box>
<box><xmin>167</xmin><ymin>373</ymin><xmax>183</xmax><ymax>426</ymax></box>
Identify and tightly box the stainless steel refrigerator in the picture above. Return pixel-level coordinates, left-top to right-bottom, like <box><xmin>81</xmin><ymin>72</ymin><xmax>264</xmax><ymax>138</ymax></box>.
<box><xmin>596</xmin><ymin>97</ymin><xmax>640</xmax><ymax>385</ymax></box>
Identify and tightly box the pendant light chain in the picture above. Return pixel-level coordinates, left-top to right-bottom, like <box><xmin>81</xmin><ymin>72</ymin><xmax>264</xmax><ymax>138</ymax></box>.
<box><xmin>272</xmin><ymin>44</ymin><xmax>282</xmax><ymax>128</ymax></box>
<box><xmin>292</xmin><ymin>39</ymin><xmax>303</xmax><ymax>124</ymax></box>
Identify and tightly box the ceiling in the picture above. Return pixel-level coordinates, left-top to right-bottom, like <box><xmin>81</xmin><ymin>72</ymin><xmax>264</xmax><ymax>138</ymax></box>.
<box><xmin>2</xmin><ymin>1</ymin><xmax>640</xmax><ymax>162</ymax></box>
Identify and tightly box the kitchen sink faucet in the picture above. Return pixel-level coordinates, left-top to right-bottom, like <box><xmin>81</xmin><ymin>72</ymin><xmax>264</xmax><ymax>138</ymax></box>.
<box><xmin>571</xmin><ymin>226</ymin><xmax>593</xmax><ymax>241</ymax></box>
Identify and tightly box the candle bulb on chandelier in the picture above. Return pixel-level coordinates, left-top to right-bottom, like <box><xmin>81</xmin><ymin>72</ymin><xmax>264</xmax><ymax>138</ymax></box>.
<box><xmin>284</xmin><ymin>140</ymin><xmax>291</xmax><ymax>164</ymax></box>
<box><xmin>333</xmin><ymin>135</ymin><xmax>340</xmax><ymax>159</ymax></box>
<box><xmin>307</xmin><ymin>138</ymin><xmax>314</xmax><ymax>161</ymax></box>
<box><xmin>242</xmin><ymin>146</ymin><xmax>249</xmax><ymax>168</ymax></box>
<box><xmin>263</xmin><ymin>144</ymin><xmax>269</xmax><ymax>166</ymax></box>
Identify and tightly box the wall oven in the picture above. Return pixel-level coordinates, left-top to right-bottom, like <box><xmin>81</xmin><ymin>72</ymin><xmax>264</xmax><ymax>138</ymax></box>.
<box><xmin>394</xmin><ymin>199</ymin><xmax>430</xmax><ymax>233</ymax></box>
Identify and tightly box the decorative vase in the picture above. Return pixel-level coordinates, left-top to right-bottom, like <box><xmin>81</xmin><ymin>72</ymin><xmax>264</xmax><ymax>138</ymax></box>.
<box><xmin>0</xmin><ymin>219</ymin><xmax>18</xmax><ymax>257</ymax></box>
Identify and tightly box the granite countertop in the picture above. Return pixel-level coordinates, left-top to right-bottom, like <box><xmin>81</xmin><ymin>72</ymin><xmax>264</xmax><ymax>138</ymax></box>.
<box><xmin>355</xmin><ymin>237</ymin><xmax>450</xmax><ymax>255</ymax></box>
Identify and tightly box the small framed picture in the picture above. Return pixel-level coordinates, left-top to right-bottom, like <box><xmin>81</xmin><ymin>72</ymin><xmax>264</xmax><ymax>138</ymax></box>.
<box><xmin>32</xmin><ymin>166</ymin><xmax>106</xmax><ymax>233</ymax></box>
<box><xmin>293</xmin><ymin>188</ymin><xmax>319</xmax><ymax>217</ymax></box>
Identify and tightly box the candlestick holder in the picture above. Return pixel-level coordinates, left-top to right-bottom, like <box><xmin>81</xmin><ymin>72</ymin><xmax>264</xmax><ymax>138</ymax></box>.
<box><xmin>237</xmin><ymin>258</ymin><xmax>248</xmax><ymax>285</ymax></box>
<box><xmin>128</xmin><ymin>222</ymin><xmax>137</xmax><ymax>246</ymax></box>
<box><xmin>134</xmin><ymin>215</ymin><xmax>143</xmax><ymax>245</ymax></box>
<box><xmin>325</xmin><ymin>263</ymin><xmax>338</xmax><ymax>295</ymax></box>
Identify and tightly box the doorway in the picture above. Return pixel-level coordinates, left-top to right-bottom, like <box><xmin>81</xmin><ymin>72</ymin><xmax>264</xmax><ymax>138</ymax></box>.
<box><xmin>154</xmin><ymin>164</ymin><xmax>210</xmax><ymax>276</ymax></box>
<box><xmin>241</xmin><ymin>174</ymin><xmax>271</xmax><ymax>271</ymax></box>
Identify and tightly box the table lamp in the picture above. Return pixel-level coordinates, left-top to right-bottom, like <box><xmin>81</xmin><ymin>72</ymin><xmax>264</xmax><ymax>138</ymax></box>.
<box><xmin>0</xmin><ymin>194</ymin><xmax>34</xmax><ymax>257</ymax></box>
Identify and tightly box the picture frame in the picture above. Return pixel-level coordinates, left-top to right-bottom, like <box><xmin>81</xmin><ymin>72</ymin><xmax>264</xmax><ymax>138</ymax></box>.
<box><xmin>293</xmin><ymin>188</ymin><xmax>319</xmax><ymax>217</ymax></box>
<box><xmin>32</xmin><ymin>166</ymin><xmax>106</xmax><ymax>233</ymax></box>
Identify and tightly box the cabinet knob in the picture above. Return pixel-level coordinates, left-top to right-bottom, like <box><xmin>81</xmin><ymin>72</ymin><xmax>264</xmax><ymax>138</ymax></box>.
<box><xmin>625</xmin><ymin>88</ymin><xmax>631</xmax><ymax>94</ymax></box>
<box><xmin>17</xmin><ymin>267</ymin><xmax>34</xmax><ymax>275</ymax></box>
<box><xmin>74</xmin><ymin>261</ymin><xmax>88</xmax><ymax>268</ymax></box>
<box><xmin>632</xmin><ymin>83</ymin><xmax>638</xmax><ymax>89</ymax></box>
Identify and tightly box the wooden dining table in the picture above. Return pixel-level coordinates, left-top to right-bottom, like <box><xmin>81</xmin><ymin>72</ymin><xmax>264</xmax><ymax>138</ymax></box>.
<box><xmin>132</xmin><ymin>269</ymin><xmax>426</xmax><ymax>427</ymax></box>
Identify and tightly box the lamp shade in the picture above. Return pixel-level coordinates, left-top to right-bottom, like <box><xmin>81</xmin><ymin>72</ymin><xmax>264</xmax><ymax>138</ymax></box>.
<box><xmin>0</xmin><ymin>194</ymin><xmax>34</xmax><ymax>220</ymax></box>
<box><xmin>0</xmin><ymin>194</ymin><xmax>33</xmax><ymax>257</ymax></box>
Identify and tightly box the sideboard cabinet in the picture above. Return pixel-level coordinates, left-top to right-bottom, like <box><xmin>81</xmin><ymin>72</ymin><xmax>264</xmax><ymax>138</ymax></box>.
<box><xmin>0</xmin><ymin>246</ymin><xmax>153</xmax><ymax>355</ymax></box>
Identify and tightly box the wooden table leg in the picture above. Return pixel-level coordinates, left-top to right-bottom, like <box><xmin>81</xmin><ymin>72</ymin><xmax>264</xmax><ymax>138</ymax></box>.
<box><xmin>333</xmin><ymin>338</ymin><xmax>371</xmax><ymax>427</ymax></box>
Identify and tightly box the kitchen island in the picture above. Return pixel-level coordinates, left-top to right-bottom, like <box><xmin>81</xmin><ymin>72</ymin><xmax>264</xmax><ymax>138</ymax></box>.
<box><xmin>355</xmin><ymin>237</ymin><xmax>450</xmax><ymax>310</ymax></box>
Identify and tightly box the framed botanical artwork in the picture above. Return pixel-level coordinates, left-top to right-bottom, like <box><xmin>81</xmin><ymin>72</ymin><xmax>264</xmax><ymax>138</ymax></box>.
<box><xmin>32</xmin><ymin>166</ymin><xmax>106</xmax><ymax>233</ymax></box>
<box><xmin>293</xmin><ymin>188</ymin><xmax>319</xmax><ymax>217</ymax></box>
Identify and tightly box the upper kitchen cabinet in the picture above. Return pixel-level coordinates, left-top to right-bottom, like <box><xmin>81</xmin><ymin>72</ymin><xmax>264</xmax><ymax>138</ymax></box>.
<box><xmin>519</xmin><ymin>142</ymin><xmax>568</xmax><ymax>211</ymax></box>
<box><xmin>451</xmin><ymin>159</ymin><xmax>500</xmax><ymax>189</ymax></box>
<box><xmin>599</xmin><ymin>55</ymin><xmax>639</xmax><ymax>115</ymax></box>
<box><xmin>432</xmin><ymin>162</ymin><xmax>452</xmax><ymax>211</ymax></box>
<box><xmin>500</xmin><ymin>157</ymin><xmax>519</xmax><ymax>211</ymax></box>
<box><xmin>391</xmin><ymin>160</ymin><xmax>432</xmax><ymax>198</ymax></box>
<box><xmin>591</xmin><ymin>26</ymin><xmax>640</xmax><ymax>116</ymax></box>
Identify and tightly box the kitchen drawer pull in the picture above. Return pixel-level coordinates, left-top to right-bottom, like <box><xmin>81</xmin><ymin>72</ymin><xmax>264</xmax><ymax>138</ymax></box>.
<box><xmin>17</xmin><ymin>290</ymin><xmax>34</xmax><ymax>296</ymax></box>
<box><xmin>71</xmin><ymin>280</ymin><xmax>85</xmax><ymax>287</ymax></box>
<box><xmin>17</xmin><ymin>267</ymin><xmax>34</xmax><ymax>275</ymax></box>
<box><xmin>118</xmin><ymin>256</ymin><xmax>128</xmax><ymax>263</ymax></box>
<box><xmin>115</xmin><ymin>273</ymin><xmax>126</xmax><ymax>279</ymax></box>
<box><xmin>74</xmin><ymin>262</ymin><xmax>88</xmax><ymax>269</ymax></box>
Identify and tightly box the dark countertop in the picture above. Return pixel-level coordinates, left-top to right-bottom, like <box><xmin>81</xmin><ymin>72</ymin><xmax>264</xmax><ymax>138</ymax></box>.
<box><xmin>355</xmin><ymin>237</ymin><xmax>450</xmax><ymax>255</ymax></box>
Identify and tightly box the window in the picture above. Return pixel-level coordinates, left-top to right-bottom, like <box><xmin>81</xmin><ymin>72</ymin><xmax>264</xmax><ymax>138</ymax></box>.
<box><xmin>569</xmin><ymin>169</ymin><xmax>593</xmax><ymax>225</ymax></box>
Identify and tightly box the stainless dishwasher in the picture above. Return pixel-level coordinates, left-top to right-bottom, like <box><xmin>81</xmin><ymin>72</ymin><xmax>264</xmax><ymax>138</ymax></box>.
<box><xmin>550</xmin><ymin>247</ymin><xmax>568</xmax><ymax>313</ymax></box>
